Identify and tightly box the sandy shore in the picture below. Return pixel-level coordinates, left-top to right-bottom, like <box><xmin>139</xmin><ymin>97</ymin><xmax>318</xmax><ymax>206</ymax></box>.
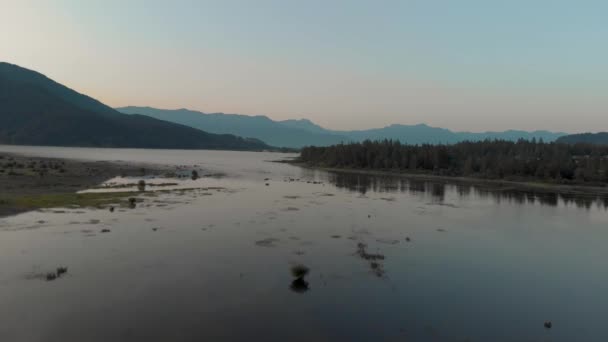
<box><xmin>0</xmin><ymin>153</ymin><xmax>168</xmax><ymax>217</ymax></box>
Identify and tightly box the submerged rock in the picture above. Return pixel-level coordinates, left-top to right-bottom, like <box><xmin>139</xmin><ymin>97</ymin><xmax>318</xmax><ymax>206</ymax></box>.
<box><xmin>356</xmin><ymin>243</ymin><xmax>385</xmax><ymax>261</ymax></box>
<box><xmin>290</xmin><ymin>277</ymin><xmax>310</xmax><ymax>293</ymax></box>
<box><xmin>356</xmin><ymin>243</ymin><xmax>387</xmax><ymax>277</ymax></box>
<box><xmin>255</xmin><ymin>238</ymin><xmax>279</xmax><ymax>247</ymax></box>
<box><xmin>289</xmin><ymin>264</ymin><xmax>311</xmax><ymax>293</ymax></box>
<box><xmin>376</xmin><ymin>238</ymin><xmax>400</xmax><ymax>245</ymax></box>
<box><xmin>56</xmin><ymin>266</ymin><xmax>68</xmax><ymax>276</ymax></box>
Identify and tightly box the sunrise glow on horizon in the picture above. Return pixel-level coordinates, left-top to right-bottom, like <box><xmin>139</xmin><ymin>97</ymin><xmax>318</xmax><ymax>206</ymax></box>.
<box><xmin>2</xmin><ymin>0</ymin><xmax>606</xmax><ymax>132</ymax></box>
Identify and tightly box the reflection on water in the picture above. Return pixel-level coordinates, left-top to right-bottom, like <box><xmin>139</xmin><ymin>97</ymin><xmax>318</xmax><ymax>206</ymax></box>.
<box><xmin>327</xmin><ymin>171</ymin><xmax>608</xmax><ymax>210</ymax></box>
<box><xmin>289</xmin><ymin>278</ymin><xmax>310</xmax><ymax>293</ymax></box>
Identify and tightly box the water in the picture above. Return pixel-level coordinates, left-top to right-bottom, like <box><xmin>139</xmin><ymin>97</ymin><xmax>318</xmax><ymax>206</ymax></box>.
<box><xmin>0</xmin><ymin>145</ymin><xmax>607</xmax><ymax>342</ymax></box>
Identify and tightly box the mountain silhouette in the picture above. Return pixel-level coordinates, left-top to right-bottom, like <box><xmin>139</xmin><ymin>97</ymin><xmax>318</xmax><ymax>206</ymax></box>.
<box><xmin>118</xmin><ymin>106</ymin><xmax>566</xmax><ymax>148</ymax></box>
<box><xmin>116</xmin><ymin>106</ymin><xmax>347</xmax><ymax>148</ymax></box>
<box><xmin>0</xmin><ymin>62</ymin><xmax>269</xmax><ymax>150</ymax></box>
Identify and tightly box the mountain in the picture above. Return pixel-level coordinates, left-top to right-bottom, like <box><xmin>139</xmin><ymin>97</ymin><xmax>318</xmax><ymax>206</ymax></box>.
<box><xmin>278</xmin><ymin>119</ymin><xmax>328</xmax><ymax>135</ymax></box>
<box><xmin>335</xmin><ymin>124</ymin><xmax>458</xmax><ymax>144</ymax></box>
<box><xmin>0</xmin><ymin>63</ymin><xmax>268</xmax><ymax>150</ymax></box>
<box><xmin>288</xmin><ymin>122</ymin><xmax>565</xmax><ymax>144</ymax></box>
<box><xmin>556</xmin><ymin>132</ymin><xmax>608</xmax><ymax>145</ymax></box>
<box><xmin>119</xmin><ymin>106</ymin><xmax>567</xmax><ymax>147</ymax></box>
<box><xmin>116</xmin><ymin>106</ymin><xmax>348</xmax><ymax>148</ymax></box>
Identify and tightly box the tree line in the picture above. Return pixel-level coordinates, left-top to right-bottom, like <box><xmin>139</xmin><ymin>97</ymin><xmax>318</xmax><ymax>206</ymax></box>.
<box><xmin>299</xmin><ymin>139</ymin><xmax>608</xmax><ymax>185</ymax></box>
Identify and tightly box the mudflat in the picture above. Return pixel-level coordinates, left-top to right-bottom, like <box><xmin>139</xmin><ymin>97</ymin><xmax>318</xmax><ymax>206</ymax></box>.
<box><xmin>0</xmin><ymin>153</ymin><xmax>164</xmax><ymax>217</ymax></box>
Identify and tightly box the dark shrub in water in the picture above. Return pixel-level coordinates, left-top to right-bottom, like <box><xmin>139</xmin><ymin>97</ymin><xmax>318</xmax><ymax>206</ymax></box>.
<box><xmin>56</xmin><ymin>267</ymin><xmax>68</xmax><ymax>276</ymax></box>
<box><xmin>290</xmin><ymin>264</ymin><xmax>310</xmax><ymax>279</ymax></box>
<box><xmin>289</xmin><ymin>264</ymin><xmax>310</xmax><ymax>293</ymax></box>
<box><xmin>290</xmin><ymin>278</ymin><xmax>309</xmax><ymax>293</ymax></box>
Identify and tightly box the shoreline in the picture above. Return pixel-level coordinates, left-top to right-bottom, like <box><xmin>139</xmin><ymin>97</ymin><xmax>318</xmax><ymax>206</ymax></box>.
<box><xmin>0</xmin><ymin>153</ymin><xmax>170</xmax><ymax>217</ymax></box>
<box><xmin>288</xmin><ymin>161</ymin><xmax>608</xmax><ymax>197</ymax></box>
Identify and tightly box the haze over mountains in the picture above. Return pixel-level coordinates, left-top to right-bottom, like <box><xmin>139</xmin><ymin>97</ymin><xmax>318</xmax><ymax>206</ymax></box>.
<box><xmin>117</xmin><ymin>106</ymin><xmax>568</xmax><ymax>148</ymax></box>
<box><xmin>0</xmin><ymin>63</ymin><xmax>269</xmax><ymax>150</ymax></box>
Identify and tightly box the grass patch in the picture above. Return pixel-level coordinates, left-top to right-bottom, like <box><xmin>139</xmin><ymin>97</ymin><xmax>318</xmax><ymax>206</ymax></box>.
<box><xmin>0</xmin><ymin>191</ymin><xmax>140</xmax><ymax>211</ymax></box>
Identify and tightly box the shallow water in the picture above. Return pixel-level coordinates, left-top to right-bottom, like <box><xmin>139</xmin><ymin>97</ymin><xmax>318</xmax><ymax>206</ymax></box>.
<box><xmin>1</xmin><ymin>145</ymin><xmax>607</xmax><ymax>342</ymax></box>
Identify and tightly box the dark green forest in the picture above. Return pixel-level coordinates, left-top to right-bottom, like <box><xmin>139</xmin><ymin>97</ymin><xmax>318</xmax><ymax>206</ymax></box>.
<box><xmin>299</xmin><ymin>140</ymin><xmax>608</xmax><ymax>185</ymax></box>
<box><xmin>557</xmin><ymin>132</ymin><xmax>608</xmax><ymax>145</ymax></box>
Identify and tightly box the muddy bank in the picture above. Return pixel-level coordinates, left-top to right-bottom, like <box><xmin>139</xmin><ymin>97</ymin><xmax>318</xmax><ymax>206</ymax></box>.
<box><xmin>0</xmin><ymin>153</ymin><xmax>169</xmax><ymax>217</ymax></box>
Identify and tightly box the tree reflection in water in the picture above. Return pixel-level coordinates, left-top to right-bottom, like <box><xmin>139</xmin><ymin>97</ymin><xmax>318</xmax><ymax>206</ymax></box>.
<box><xmin>326</xmin><ymin>171</ymin><xmax>608</xmax><ymax>210</ymax></box>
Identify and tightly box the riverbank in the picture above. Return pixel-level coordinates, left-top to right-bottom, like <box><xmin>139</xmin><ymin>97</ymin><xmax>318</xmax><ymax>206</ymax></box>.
<box><xmin>288</xmin><ymin>161</ymin><xmax>608</xmax><ymax>197</ymax></box>
<box><xmin>0</xmin><ymin>153</ymin><xmax>168</xmax><ymax>217</ymax></box>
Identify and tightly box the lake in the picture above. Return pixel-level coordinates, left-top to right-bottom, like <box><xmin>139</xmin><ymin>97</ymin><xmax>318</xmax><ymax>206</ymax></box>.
<box><xmin>1</xmin><ymin>145</ymin><xmax>607</xmax><ymax>342</ymax></box>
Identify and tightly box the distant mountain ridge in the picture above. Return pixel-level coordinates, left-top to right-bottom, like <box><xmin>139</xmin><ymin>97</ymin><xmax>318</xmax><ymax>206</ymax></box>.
<box><xmin>0</xmin><ymin>62</ymin><xmax>269</xmax><ymax>150</ymax></box>
<box><xmin>278</xmin><ymin>118</ymin><xmax>329</xmax><ymax>135</ymax></box>
<box><xmin>557</xmin><ymin>132</ymin><xmax>608</xmax><ymax>145</ymax></box>
<box><xmin>116</xmin><ymin>106</ymin><xmax>348</xmax><ymax>148</ymax></box>
<box><xmin>118</xmin><ymin>106</ymin><xmax>567</xmax><ymax>148</ymax></box>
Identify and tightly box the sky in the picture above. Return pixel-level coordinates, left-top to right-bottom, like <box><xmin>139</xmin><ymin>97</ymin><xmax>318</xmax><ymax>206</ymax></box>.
<box><xmin>1</xmin><ymin>0</ymin><xmax>607</xmax><ymax>133</ymax></box>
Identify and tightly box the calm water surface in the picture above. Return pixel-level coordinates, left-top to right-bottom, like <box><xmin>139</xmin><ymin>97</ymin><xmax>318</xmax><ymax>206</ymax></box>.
<box><xmin>0</xmin><ymin>145</ymin><xmax>607</xmax><ymax>342</ymax></box>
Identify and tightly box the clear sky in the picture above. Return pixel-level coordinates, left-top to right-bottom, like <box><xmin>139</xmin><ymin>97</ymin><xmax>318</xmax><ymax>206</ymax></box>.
<box><xmin>2</xmin><ymin>0</ymin><xmax>607</xmax><ymax>132</ymax></box>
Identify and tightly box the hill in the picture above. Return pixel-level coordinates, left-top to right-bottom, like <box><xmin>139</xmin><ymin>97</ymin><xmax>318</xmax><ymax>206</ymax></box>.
<box><xmin>0</xmin><ymin>62</ymin><xmax>269</xmax><ymax>150</ymax></box>
<box><xmin>557</xmin><ymin>133</ymin><xmax>608</xmax><ymax>145</ymax></box>
<box><xmin>278</xmin><ymin>118</ymin><xmax>329</xmax><ymax>135</ymax></box>
<box><xmin>293</xmin><ymin>122</ymin><xmax>564</xmax><ymax>144</ymax></box>
<box><xmin>118</xmin><ymin>106</ymin><xmax>566</xmax><ymax>147</ymax></box>
<box><xmin>116</xmin><ymin>106</ymin><xmax>348</xmax><ymax>148</ymax></box>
